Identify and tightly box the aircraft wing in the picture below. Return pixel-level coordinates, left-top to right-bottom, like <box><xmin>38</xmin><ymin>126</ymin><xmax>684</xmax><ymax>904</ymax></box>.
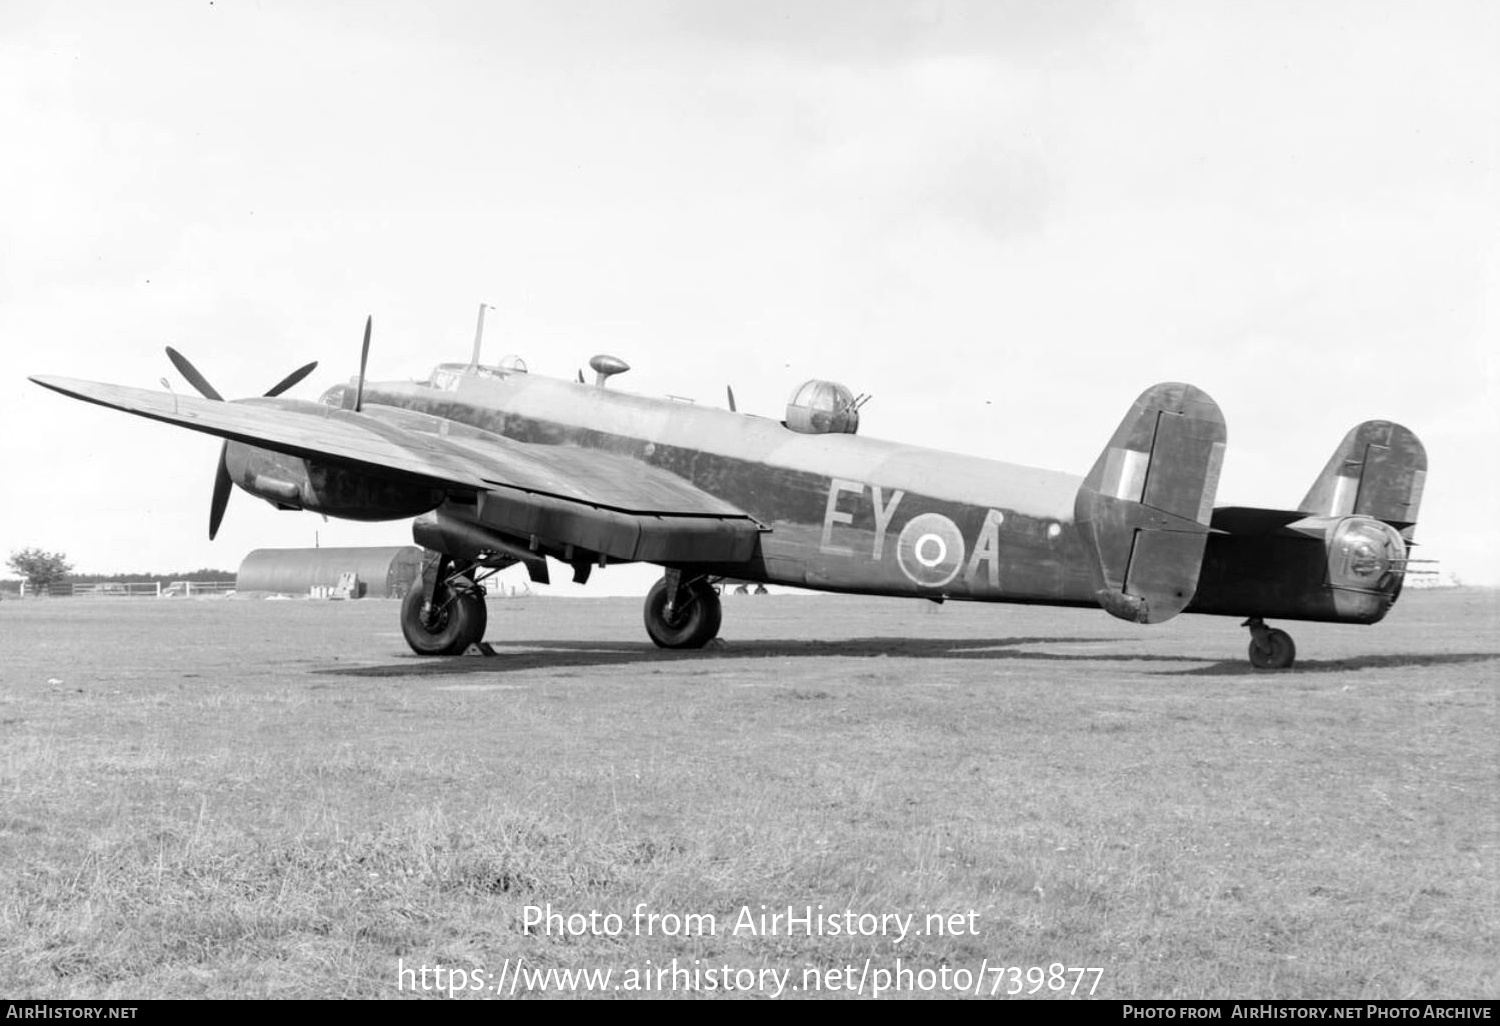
<box><xmin>30</xmin><ymin>376</ymin><xmax>763</xmax><ymax>562</ymax></box>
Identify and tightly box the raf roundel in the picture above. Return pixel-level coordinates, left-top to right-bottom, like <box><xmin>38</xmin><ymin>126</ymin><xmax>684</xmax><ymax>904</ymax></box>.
<box><xmin>895</xmin><ymin>513</ymin><xmax>966</xmax><ymax>588</ymax></box>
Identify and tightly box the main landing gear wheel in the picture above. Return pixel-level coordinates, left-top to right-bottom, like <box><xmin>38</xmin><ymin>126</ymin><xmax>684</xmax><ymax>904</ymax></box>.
<box><xmin>1244</xmin><ymin>617</ymin><xmax>1296</xmax><ymax>670</ymax></box>
<box><xmin>643</xmin><ymin>575</ymin><xmax>722</xmax><ymax>649</ymax></box>
<box><xmin>402</xmin><ymin>583</ymin><xmax>487</xmax><ymax>656</ymax></box>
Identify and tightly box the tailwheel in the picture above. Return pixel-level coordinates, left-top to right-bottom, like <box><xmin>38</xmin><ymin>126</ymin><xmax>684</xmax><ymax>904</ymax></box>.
<box><xmin>643</xmin><ymin>573</ymin><xmax>722</xmax><ymax>649</ymax></box>
<box><xmin>402</xmin><ymin>577</ymin><xmax>488</xmax><ymax>656</ymax></box>
<box><xmin>1244</xmin><ymin>617</ymin><xmax>1296</xmax><ymax>670</ymax></box>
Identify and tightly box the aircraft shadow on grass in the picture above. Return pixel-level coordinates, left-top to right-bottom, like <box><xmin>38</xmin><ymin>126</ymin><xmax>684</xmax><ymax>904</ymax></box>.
<box><xmin>1157</xmin><ymin>651</ymin><xmax>1500</xmax><ymax>677</ymax></box>
<box><xmin>315</xmin><ymin>638</ymin><xmax>1500</xmax><ymax>680</ymax></box>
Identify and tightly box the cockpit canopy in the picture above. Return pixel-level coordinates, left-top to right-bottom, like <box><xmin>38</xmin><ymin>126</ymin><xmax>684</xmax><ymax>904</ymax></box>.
<box><xmin>424</xmin><ymin>359</ymin><xmax>526</xmax><ymax>391</ymax></box>
<box><xmin>785</xmin><ymin>379</ymin><xmax>861</xmax><ymax>435</ymax></box>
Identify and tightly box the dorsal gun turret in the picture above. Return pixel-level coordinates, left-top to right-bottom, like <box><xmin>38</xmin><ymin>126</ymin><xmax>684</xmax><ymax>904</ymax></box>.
<box><xmin>785</xmin><ymin>379</ymin><xmax>867</xmax><ymax>434</ymax></box>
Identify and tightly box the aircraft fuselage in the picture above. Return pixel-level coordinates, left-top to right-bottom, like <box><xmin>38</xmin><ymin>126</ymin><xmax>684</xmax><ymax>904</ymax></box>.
<box><xmin>330</xmin><ymin>369</ymin><xmax>1403</xmax><ymax>626</ymax></box>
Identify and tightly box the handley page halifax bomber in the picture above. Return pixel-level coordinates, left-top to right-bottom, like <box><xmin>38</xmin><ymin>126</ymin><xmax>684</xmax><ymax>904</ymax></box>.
<box><xmin>31</xmin><ymin>311</ymin><xmax>1426</xmax><ymax>669</ymax></box>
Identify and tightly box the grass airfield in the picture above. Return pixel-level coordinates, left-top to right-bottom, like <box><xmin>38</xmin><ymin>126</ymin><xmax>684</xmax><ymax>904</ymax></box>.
<box><xmin>0</xmin><ymin>588</ymin><xmax>1496</xmax><ymax>1000</ymax></box>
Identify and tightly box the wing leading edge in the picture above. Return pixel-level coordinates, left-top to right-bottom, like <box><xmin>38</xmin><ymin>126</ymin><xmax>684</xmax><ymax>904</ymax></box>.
<box><xmin>30</xmin><ymin>376</ymin><xmax>763</xmax><ymax>563</ymax></box>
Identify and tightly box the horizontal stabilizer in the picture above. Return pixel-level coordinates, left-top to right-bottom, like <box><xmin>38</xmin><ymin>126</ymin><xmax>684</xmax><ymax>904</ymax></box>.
<box><xmin>1298</xmin><ymin>421</ymin><xmax>1425</xmax><ymax>535</ymax></box>
<box><xmin>1074</xmin><ymin>383</ymin><xmax>1226</xmax><ymax>623</ymax></box>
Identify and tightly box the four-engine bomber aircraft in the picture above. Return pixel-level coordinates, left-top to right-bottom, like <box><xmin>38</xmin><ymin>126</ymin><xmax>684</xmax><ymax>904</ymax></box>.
<box><xmin>31</xmin><ymin>318</ymin><xmax>1426</xmax><ymax>668</ymax></box>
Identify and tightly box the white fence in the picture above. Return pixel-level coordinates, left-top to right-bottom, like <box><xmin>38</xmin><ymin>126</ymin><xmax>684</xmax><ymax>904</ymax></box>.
<box><xmin>1</xmin><ymin>580</ymin><xmax>237</xmax><ymax>598</ymax></box>
<box><xmin>164</xmin><ymin>581</ymin><xmax>237</xmax><ymax>597</ymax></box>
<box><xmin>72</xmin><ymin>581</ymin><xmax>163</xmax><ymax>597</ymax></box>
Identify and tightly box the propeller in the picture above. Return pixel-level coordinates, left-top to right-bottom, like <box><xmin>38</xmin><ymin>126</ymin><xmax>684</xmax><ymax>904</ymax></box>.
<box><xmin>346</xmin><ymin>315</ymin><xmax>371</xmax><ymax>413</ymax></box>
<box><xmin>165</xmin><ymin>347</ymin><xmax>223</xmax><ymax>401</ymax></box>
<box><xmin>726</xmin><ymin>385</ymin><xmax>737</xmax><ymax>413</ymax></box>
<box><xmin>265</xmin><ymin>360</ymin><xmax>320</xmax><ymax>398</ymax></box>
<box><xmin>163</xmin><ymin>347</ymin><xmax>319</xmax><ymax>539</ymax></box>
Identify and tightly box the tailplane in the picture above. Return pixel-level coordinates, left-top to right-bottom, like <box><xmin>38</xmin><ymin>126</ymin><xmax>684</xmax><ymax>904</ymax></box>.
<box><xmin>1074</xmin><ymin>383</ymin><xmax>1226</xmax><ymax>623</ymax></box>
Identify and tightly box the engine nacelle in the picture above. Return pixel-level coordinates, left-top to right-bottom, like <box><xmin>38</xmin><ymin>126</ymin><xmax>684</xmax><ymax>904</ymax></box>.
<box><xmin>224</xmin><ymin>442</ymin><xmax>444</xmax><ymax>521</ymax></box>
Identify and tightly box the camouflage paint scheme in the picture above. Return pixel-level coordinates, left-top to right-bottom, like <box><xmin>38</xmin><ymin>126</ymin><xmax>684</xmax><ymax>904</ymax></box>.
<box><xmin>331</xmin><ymin>364</ymin><xmax>1419</xmax><ymax>627</ymax></box>
<box><xmin>345</xmin><ymin>369</ymin><xmax>1093</xmax><ymax>604</ymax></box>
<box><xmin>32</xmin><ymin>355</ymin><xmax>1424</xmax><ymax>633</ymax></box>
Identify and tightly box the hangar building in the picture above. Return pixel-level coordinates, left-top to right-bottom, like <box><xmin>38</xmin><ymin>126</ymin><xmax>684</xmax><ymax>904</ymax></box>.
<box><xmin>236</xmin><ymin>546</ymin><xmax>425</xmax><ymax>598</ymax></box>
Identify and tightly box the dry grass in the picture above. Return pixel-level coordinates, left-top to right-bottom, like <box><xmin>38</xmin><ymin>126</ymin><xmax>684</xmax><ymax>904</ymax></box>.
<box><xmin>0</xmin><ymin>588</ymin><xmax>1495</xmax><ymax>998</ymax></box>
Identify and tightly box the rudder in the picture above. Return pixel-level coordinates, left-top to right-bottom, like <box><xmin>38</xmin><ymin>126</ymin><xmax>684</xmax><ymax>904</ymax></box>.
<box><xmin>1074</xmin><ymin>383</ymin><xmax>1227</xmax><ymax>624</ymax></box>
<box><xmin>1298</xmin><ymin>421</ymin><xmax>1425</xmax><ymax>537</ymax></box>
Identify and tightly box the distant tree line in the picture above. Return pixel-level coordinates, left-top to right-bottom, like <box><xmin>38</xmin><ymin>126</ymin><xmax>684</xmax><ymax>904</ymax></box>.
<box><xmin>65</xmin><ymin>568</ymin><xmax>237</xmax><ymax>585</ymax></box>
<box><xmin>6</xmin><ymin>548</ymin><xmax>233</xmax><ymax>592</ymax></box>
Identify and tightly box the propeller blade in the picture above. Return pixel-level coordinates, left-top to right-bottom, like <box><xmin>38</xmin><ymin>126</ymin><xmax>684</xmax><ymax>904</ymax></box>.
<box><xmin>165</xmin><ymin>347</ymin><xmax>223</xmax><ymax>401</ymax></box>
<box><xmin>727</xmin><ymin>385</ymin><xmax>737</xmax><ymax>412</ymax></box>
<box><xmin>264</xmin><ymin>361</ymin><xmax>318</xmax><ymax>398</ymax></box>
<box><xmin>208</xmin><ymin>441</ymin><xmax>233</xmax><ymax>540</ymax></box>
<box><xmin>353</xmin><ymin>315</ymin><xmax>371</xmax><ymax>412</ymax></box>
<box><xmin>577</xmin><ymin>369</ymin><xmax>585</xmax><ymax>384</ymax></box>
<box><xmin>163</xmin><ymin>349</ymin><xmax>315</xmax><ymax>540</ymax></box>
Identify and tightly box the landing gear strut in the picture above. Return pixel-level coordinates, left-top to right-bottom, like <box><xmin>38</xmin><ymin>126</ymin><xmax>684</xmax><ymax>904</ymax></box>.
<box><xmin>1243</xmin><ymin>617</ymin><xmax>1296</xmax><ymax>670</ymax></box>
<box><xmin>643</xmin><ymin>570</ymin><xmax>722</xmax><ymax>649</ymax></box>
<box><xmin>401</xmin><ymin>552</ymin><xmax>495</xmax><ymax>656</ymax></box>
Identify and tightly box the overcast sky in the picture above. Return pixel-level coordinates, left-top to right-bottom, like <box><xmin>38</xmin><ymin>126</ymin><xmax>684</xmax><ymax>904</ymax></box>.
<box><xmin>3</xmin><ymin>0</ymin><xmax>1496</xmax><ymax>594</ymax></box>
